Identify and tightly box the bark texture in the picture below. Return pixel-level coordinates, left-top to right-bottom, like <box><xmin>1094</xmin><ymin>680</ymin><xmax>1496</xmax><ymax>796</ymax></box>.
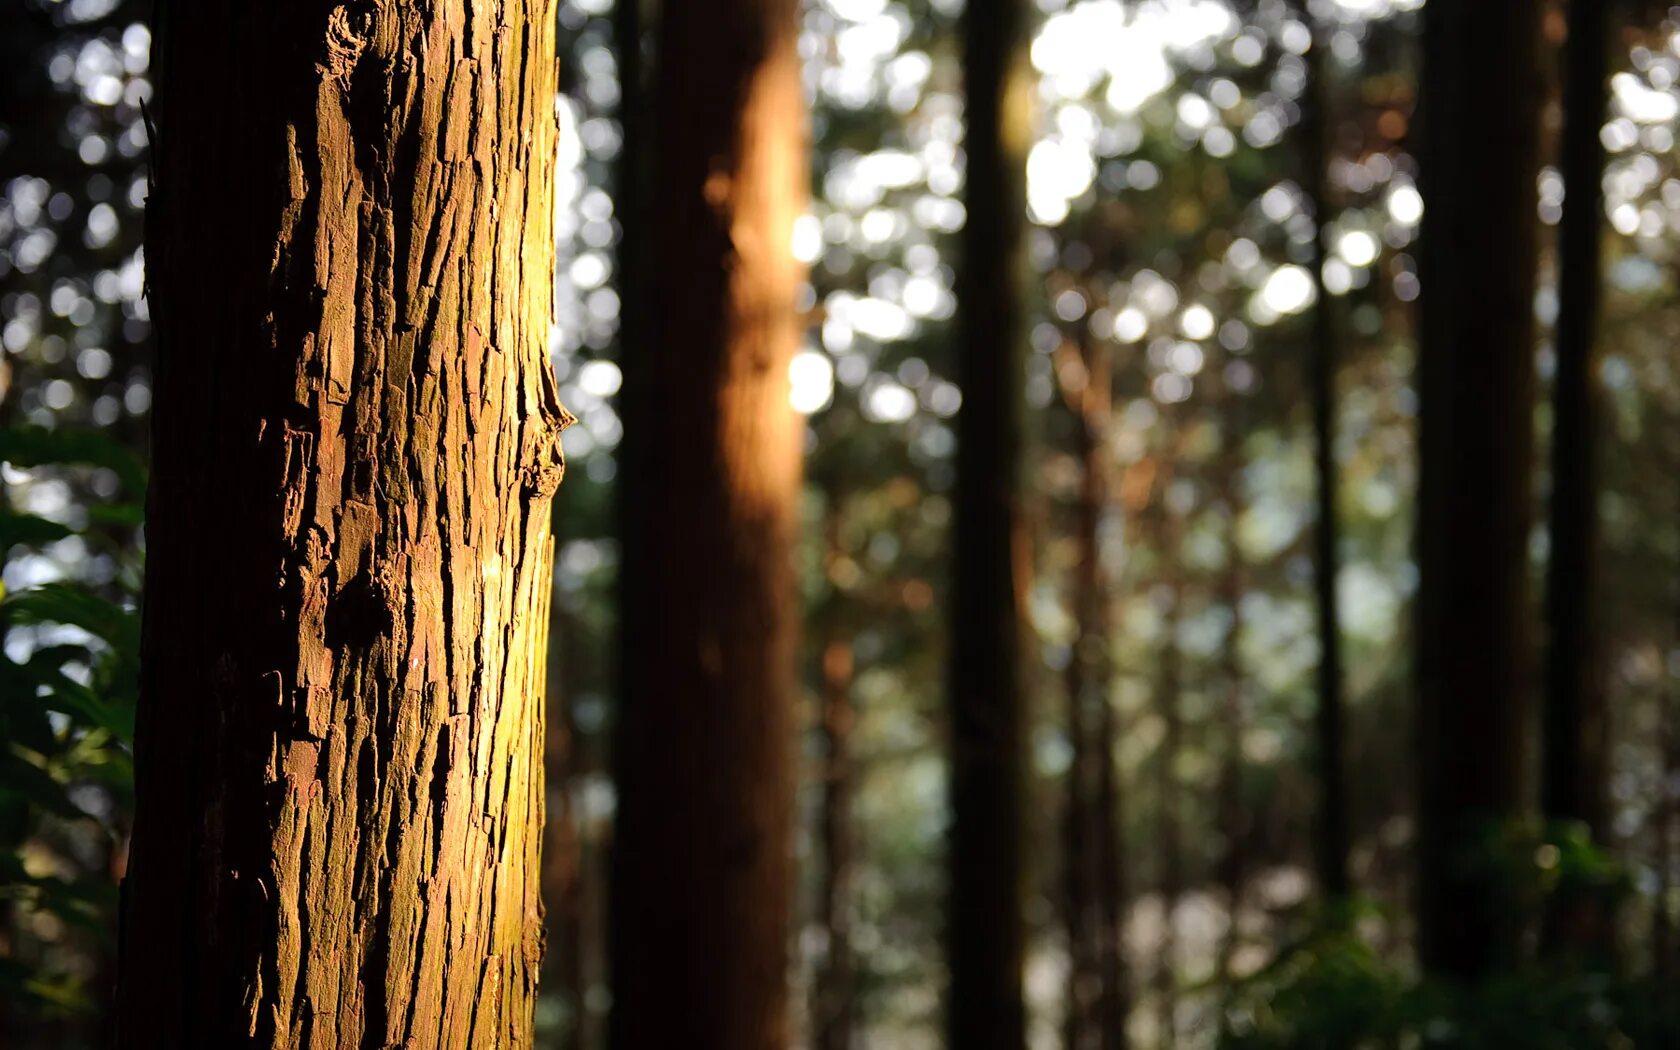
<box><xmin>610</xmin><ymin>0</ymin><xmax>807</xmax><ymax>1047</ymax></box>
<box><xmin>118</xmin><ymin>2</ymin><xmax>567</xmax><ymax>1046</ymax></box>
<box><xmin>1414</xmin><ymin>0</ymin><xmax>1542</xmax><ymax>980</ymax></box>
<box><xmin>948</xmin><ymin>1</ymin><xmax>1031</xmax><ymax>1047</ymax></box>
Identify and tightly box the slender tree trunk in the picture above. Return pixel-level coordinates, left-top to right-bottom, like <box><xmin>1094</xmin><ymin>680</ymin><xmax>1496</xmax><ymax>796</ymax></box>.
<box><xmin>1093</xmin><ymin>653</ymin><xmax>1130</xmax><ymax>1050</ymax></box>
<box><xmin>812</xmin><ymin>624</ymin><xmax>857</xmax><ymax>1050</ymax></box>
<box><xmin>1301</xmin><ymin>5</ymin><xmax>1350</xmax><ymax>905</ymax></box>
<box><xmin>1542</xmin><ymin>0</ymin><xmax>1609</xmax><ymax>844</ymax></box>
<box><xmin>1414</xmin><ymin>0</ymin><xmax>1542</xmax><ymax>981</ymax></box>
<box><xmin>1065</xmin><ymin>615</ymin><xmax>1098</xmax><ymax>1050</ymax></box>
<box><xmin>1215</xmin><ymin>385</ymin><xmax>1248</xmax><ymax>973</ymax></box>
<box><xmin>610</xmin><ymin>0</ymin><xmax>807</xmax><ymax>1046</ymax></box>
<box><xmin>1151</xmin><ymin>462</ymin><xmax>1183</xmax><ymax>1050</ymax></box>
<box><xmin>543</xmin><ymin>613</ymin><xmax>584</xmax><ymax>1049</ymax></box>
<box><xmin>949</xmin><ymin>1</ymin><xmax>1030</xmax><ymax>1048</ymax></box>
<box><xmin>810</xmin><ymin>483</ymin><xmax>857</xmax><ymax>1050</ymax></box>
<box><xmin>1659</xmin><ymin>536</ymin><xmax>1680</xmax><ymax>980</ymax></box>
<box><xmin>1061</xmin><ymin>321</ymin><xmax>1122</xmax><ymax>1050</ymax></box>
<box><xmin>118</xmin><ymin>2</ymin><xmax>567</xmax><ymax>1045</ymax></box>
<box><xmin>1656</xmin><ymin>660</ymin><xmax>1677</xmax><ymax>979</ymax></box>
<box><xmin>1541</xmin><ymin>0</ymin><xmax>1612</xmax><ymax>964</ymax></box>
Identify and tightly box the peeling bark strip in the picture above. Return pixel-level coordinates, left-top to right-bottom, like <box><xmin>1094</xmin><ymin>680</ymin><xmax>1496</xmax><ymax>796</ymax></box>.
<box><xmin>118</xmin><ymin>2</ymin><xmax>566</xmax><ymax>1046</ymax></box>
<box><xmin>611</xmin><ymin>0</ymin><xmax>807</xmax><ymax>1047</ymax></box>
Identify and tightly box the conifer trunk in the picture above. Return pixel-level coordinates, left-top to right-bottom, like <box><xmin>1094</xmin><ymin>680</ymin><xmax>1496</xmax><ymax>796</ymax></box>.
<box><xmin>949</xmin><ymin>1</ymin><xmax>1030</xmax><ymax>1047</ymax></box>
<box><xmin>1542</xmin><ymin>0</ymin><xmax>1609</xmax><ymax>845</ymax></box>
<box><xmin>812</xmin><ymin>628</ymin><xmax>856</xmax><ymax>1050</ymax></box>
<box><xmin>610</xmin><ymin>0</ymin><xmax>807</xmax><ymax>1046</ymax></box>
<box><xmin>118</xmin><ymin>2</ymin><xmax>567</xmax><ymax>1045</ymax></box>
<box><xmin>1301</xmin><ymin>5</ymin><xmax>1350</xmax><ymax>904</ymax></box>
<box><xmin>1414</xmin><ymin>0</ymin><xmax>1542</xmax><ymax>980</ymax></box>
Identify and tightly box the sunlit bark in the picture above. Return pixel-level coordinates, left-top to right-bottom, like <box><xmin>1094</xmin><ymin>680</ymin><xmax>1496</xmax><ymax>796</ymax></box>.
<box><xmin>118</xmin><ymin>2</ymin><xmax>566</xmax><ymax>1045</ymax></box>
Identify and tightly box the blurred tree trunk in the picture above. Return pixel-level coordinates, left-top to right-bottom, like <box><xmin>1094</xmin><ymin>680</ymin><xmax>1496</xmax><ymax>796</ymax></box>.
<box><xmin>1657</xmin><ymin>660</ymin><xmax>1677</xmax><ymax>980</ymax></box>
<box><xmin>949</xmin><ymin>1</ymin><xmax>1030</xmax><ymax>1048</ymax></box>
<box><xmin>1414</xmin><ymin>0</ymin><xmax>1542</xmax><ymax>981</ymax></box>
<box><xmin>811</xmin><ymin>482</ymin><xmax>857</xmax><ymax>1050</ymax></box>
<box><xmin>1301</xmin><ymin>4</ymin><xmax>1350</xmax><ymax>905</ymax></box>
<box><xmin>543</xmin><ymin>609</ymin><xmax>584</xmax><ymax>1049</ymax></box>
<box><xmin>1215</xmin><ymin>383</ymin><xmax>1248</xmax><ymax>974</ymax></box>
<box><xmin>811</xmin><ymin>625</ymin><xmax>857</xmax><ymax>1050</ymax></box>
<box><xmin>118</xmin><ymin>2</ymin><xmax>567</xmax><ymax>1045</ymax></box>
<box><xmin>610</xmin><ymin>0</ymin><xmax>807</xmax><ymax>1046</ymax></box>
<box><xmin>1059</xmin><ymin>320</ymin><xmax>1127</xmax><ymax>1050</ymax></box>
<box><xmin>1150</xmin><ymin>455</ymin><xmax>1184</xmax><ymax>1050</ymax></box>
<box><xmin>1541</xmin><ymin>0</ymin><xmax>1609</xmax><ymax>853</ymax></box>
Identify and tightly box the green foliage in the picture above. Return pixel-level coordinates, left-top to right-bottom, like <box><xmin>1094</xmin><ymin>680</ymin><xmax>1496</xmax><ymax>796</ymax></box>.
<box><xmin>0</xmin><ymin>426</ymin><xmax>142</xmax><ymax>1031</ymax></box>
<box><xmin>1221</xmin><ymin>839</ymin><xmax>1677</xmax><ymax>1050</ymax></box>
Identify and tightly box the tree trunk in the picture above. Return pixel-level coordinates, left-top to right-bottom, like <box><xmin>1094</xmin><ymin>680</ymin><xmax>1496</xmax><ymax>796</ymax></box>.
<box><xmin>1301</xmin><ymin>5</ymin><xmax>1350</xmax><ymax>905</ymax></box>
<box><xmin>1060</xmin><ymin>320</ymin><xmax>1119</xmax><ymax>1050</ymax></box>
<box><xmin>1215</xmin><ymin>384</ymin><xmax>1248</xmax><ymax>974</ymax></box>
<box><xmin>118</xmin><ymin>2</ymin><xmax>567</xmax><ymax>1046</ymax></box>
<box><xmin>543</xmin><ymin>611</ymin><xmax>584</xmax><ymax>1049</ymax></box>
<box><xmin>811</xmin><ymin>626</ymin><xmax>857</xmax><ymax>1050</ymax></box>
<box><xmin>610</xmin><ymin>0</ymin><xmax>806</xmax><ymax>1046</ymax></box>
<box><xmin>1414</xmin><ymin>0</ymin><xmax>1542</xmax><ymax>981</ymax></box>
<box><xmin>1540</xmin><ymin>0</ymin><xmax>1612</xmax><ymax>964</ymax></box>
<box><xmin>1542</xmin><ymin>0</ymin><xmax>1609</xmax><ymax>846</ymax></box>
<box><xmin>948</xmin><ymin>1</ymin><xmax>1030</xmax><ymax>1048</ymax></box>
<box><xmin>1151</xmin><ymin>455</ymin><xmax>1183</xmax><ymax>1050</ymax></box>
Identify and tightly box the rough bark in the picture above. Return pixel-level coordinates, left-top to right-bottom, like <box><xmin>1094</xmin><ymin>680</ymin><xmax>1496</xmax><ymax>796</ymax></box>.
<box><xmin>1414</xmin><ymin>0</ymin><xmax>1542</xmax><ymax>980</ymax></box>
<box><xmin>609</xmin><ymin>0</ymin><xmax>807</xmax><ymax>1046</ymax></box>
<box><xmin>118</xmin><ymin>1</ymin><xmax>567</xmax><ymax>1046</ymax></box>
<box><xmin>1301</xmin><ymin>7</ymin><xmax>1350</xmax><ymax>905</ymax></box>
<box><xmin>948</xmin><ymin>1</ymin><xmax>1031</xmax><ymax>1048</ymax></box>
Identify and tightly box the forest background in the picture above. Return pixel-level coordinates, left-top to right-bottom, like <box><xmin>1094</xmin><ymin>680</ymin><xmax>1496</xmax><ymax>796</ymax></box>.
<box><xmin>3</xmin><ymin>0</ymin><xmax>1680</xmax><ymax>1047</ymax></box>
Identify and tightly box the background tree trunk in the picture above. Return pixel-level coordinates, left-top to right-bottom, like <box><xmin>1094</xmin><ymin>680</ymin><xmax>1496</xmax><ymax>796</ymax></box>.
<box><xmin>1414</xmin><ymin>0</ymin><xmax>1542</xmax><ymax>981</ymax></box>
<box><xmin>118</xmin><ymin>2</ymin><xmax>567</xmax><ymax>1045</ymax></box>
<box><xmin>1060</xmin><ymin>320</ymin><xmax>1114</xmax><ymax>1050</ymax></box>
<box><xmin>1541</xmin><ymin>0</ymin><xmax>1612</xmax><ymax>964</ymax></box>
<box><xmin>610</xmin><ymin>0</ymin><xmax>807</xmax><ymax>1046</ymax></box>
<box><xmin>1153</xmin><ymin>505</ymin><xmax>1183</xmax><ymax>1050</ymax></box>
<box><xmin>1301</xmin><ymin>5</ymin><xmax>1350</xmax><ymax>905</ymax></box>
<box><xmin>1542</xmin><ymin>0</ymin><xmax>1609</xmax><ymax>847</ymax></box>
<box><xmin>1215</xmin><ymin>382</ymin><xmax>1248</xmax><ymax>976</ymax></box>
<box><xmin>811</xmin><ymin>626</ymin><xmax>857</xmax><ymax>1050</ymax></box>
<box><xmin>948</xmin><ymin>1</ymin><xmax>1030</xmax><ymax>1048</ymax></box>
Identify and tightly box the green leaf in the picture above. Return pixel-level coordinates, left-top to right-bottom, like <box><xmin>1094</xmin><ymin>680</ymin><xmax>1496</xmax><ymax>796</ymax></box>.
<box><xmin>2</xmin><ymin>582</ymin><xmax>138</xmax><ymax>651</ymax></box>
<box><xmin>0</xmin><ymin>512</ymin><xmax>74</xmax><ymax>551</ymax></box>
<box><xmin>0</xmin><ymin>425</ymin><xmax>147</xmax><ymax>496</ymax></box>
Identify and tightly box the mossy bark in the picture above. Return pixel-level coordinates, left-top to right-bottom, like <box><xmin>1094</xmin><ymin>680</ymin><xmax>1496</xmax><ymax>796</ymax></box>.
<box><xmin>118</xmin><ymin>2</ymin><xmax>566</xmax><ymax>1045</ymax></box>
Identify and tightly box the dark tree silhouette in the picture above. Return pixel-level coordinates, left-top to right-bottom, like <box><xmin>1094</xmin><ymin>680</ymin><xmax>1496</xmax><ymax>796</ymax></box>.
<box><xmin>948</xmin><ymin>0</ymin><xmax>1029</xmax><ymax>1047</ymax></box>
<box><xmin>1414</xmin><ymin>0</ymin><xmax>1543</xmax><ymax>981</ymax></box>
